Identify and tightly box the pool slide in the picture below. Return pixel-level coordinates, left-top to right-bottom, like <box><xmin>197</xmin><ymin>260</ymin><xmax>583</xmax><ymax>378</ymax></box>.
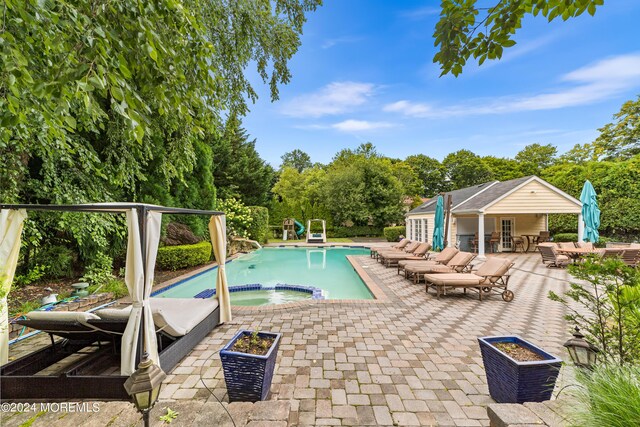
<box><xmin>294</xmin><ymin>219</ymin><xmax>305</xmax><ymax>236</ymax></box>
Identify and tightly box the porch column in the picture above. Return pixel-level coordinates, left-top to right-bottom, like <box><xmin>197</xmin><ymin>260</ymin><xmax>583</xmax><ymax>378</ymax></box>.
<box><xmin>447</xmin><ymin>217</ymin><xmax>453</xmax><ymax>248</ymax></box>
<box><xmin>577</xmin><ymin>213</ymin><xmax>584</xmax><ymax>242</ymax></box>
<box><xmin>406</xmin><ymin>219</ymin><xmax>411</xmax><ymax>240</ymax></box>
<box><xmin>478</xmin><ymin>213</ymin><xmax>486</xmax><ymax>259</ymax></box>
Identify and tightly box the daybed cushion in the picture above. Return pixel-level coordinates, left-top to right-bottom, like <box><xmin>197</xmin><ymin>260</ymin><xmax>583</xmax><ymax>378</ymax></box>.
<box><xmin>94</xmin><ymin>306</ymin><xmax>133</xmax><ymax>320</ymax></box>
<box><xmin>26</xmin><ymin>311</ymin><xmax>100</xmax><ymax>323</ymax></box>
<box><xmin>150</xmin><ymin>298</ymin><xmax>219</xmax><ymax>337</ymax></box>
<box><xmin>424</xmin><ymin>273</ymin><xmax>482</xmax><ymax>287</ymax></box>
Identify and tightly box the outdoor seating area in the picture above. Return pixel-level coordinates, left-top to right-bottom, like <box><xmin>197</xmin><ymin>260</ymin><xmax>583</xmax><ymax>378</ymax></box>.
<box><xmin>537</xmin><ymin>241</ymin><xmax>640</xmax><ymax>268</ymax></box>
<box><xmin>5</xmin><ymin>252</ymin><xmax>573</xmax><ymax>426</ymax></box>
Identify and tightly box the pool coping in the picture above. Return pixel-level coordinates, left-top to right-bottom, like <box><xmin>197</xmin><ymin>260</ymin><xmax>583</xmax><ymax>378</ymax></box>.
<box><xmin>152</xmin><ymin>246</ymin><xmax>392</xmax><ymax>311</ymax></box>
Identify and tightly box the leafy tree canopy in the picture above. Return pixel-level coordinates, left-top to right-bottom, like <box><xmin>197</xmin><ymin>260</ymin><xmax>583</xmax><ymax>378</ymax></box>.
<box><xmin>280</xmin><ymin>149</ymin><xmax>312</xmax><ymax>172</ymax></box>
<box><xmin>405</xmin><ymin>154</ymin><xmax>451</xmax><ymax>197</ymax></box>
<box><xmin>443</xmin><ymin>149</ymin><xmax>493</xmax><ymax>188</ymax></box>
<box><xmin>434</xmin><ymin>0</ymin><xmax>604</xmax><ymax>76</ymax></box>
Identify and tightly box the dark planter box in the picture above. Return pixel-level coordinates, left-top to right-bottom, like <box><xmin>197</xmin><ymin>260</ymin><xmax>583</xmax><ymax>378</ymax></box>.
<box><xmin>220</xmin><ymin>330</ymin><xmax>281</xmax><ymax>402</ymax></box>
<box><xmin>478</xmin><ymin>336</ymin><xmax>562</xmax><ymax>403</ymax></box>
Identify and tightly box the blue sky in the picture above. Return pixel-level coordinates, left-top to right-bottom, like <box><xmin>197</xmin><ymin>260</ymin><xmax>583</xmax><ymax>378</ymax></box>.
<box><xmin>242</xmin><ymin>1</ymin><xmax>640</xmax><ymax>167</ymax></box>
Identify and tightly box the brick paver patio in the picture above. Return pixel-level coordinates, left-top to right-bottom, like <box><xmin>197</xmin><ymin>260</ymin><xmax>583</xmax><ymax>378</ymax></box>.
<box><xmin>3</xmin><ymin>252</ymin><xmax>574</xmax><ymax>426</ymax></box>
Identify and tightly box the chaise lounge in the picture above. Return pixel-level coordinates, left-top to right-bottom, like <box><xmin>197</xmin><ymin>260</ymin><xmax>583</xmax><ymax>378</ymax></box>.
<box><xmin>378</xmin><ymin>242</ymin><xmax>431</xmax><ymax>267</ymax></box>
<box><xmin>404</xmin><ymin>251</ymin><xmax>476</xmax><ymax>284</ymax></box>
<box><xmin>370</xmin><ymin>238</ymin><xmax>410</xmax><ymax>259</ymax></box>
<box><xmin>397</xmin><ymin>246</ymin><xmax>459</xmax><ymax>277</ymax></box>
<box><xmin>423</xmin><ymin>257</ymin><xmax>515</xmax><ymax>301</ymax></box>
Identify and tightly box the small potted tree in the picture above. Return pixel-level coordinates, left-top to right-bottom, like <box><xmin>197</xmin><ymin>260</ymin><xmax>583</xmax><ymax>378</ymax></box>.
<box><xmin>220</xmin><ymin>330</ymin><xmax>282</xmax><ymax>402</ymax></box>
<box><xmin>478</xmin><ymin>335</ymin><xmax>562</xmax><ymax>403</ymax></box>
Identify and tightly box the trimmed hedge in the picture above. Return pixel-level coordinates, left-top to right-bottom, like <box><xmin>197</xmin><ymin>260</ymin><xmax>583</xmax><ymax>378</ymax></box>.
<box><xmin>553</xmin><ymin>233</ymin><xmax>579</xmax><ymax>242</ymax></box>
<box><xmin>247</xmin><ymin>206</ymin><xmax>269</xmax><ymax>244</ymax></box>
<box><xmin>383</xmin><ymin>226</ymin><xmax>406</xmax><ymax>242</ymax></box>
<box><xmin>328</xmin><ymin>226</ymin><xmax>383</xmax><ymax>238</ymax></box>
<box><xmin>156</xmin><ymin>241</ymin><xmax>212</xmax><ymax>271</ymax></box>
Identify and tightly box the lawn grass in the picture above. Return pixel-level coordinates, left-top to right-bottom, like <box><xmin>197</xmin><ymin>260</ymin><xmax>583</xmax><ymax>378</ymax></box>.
<box><xmin>267</xmin><ymin>237</ymin><xmax>354</xmax><ymax>243</ymax></box>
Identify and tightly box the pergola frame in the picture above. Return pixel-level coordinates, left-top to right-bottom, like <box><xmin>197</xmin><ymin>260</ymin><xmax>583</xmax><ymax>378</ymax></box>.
<box><xmin>0</xmin><ymin>203</ymin><xmax>224</xmax><ymax>401</ymax></box>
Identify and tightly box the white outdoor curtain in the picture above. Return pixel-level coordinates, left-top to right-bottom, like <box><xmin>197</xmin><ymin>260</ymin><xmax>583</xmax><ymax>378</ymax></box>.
<box><xmin>0</xmin><ymin>209</ymin><xmax>27</xmax><ymax>365</ymax></box>
<box><xmin>121</xmin><ymin>209</ymin><xmax>162</xmax><ymax>375</ymax></box>
<box><xmin>208</xmin><ymin>215</ymin><xmax>231</xmax><ymax>323</ymax></box>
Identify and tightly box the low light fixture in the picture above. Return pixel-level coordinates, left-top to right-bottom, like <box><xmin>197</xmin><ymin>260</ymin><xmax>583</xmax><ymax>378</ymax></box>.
<box><xmin>124</xmin><ymin>352</ymin><xmax>167</xmax><ymax>427</ymax></box>
<box><xmin>563</xmin><ymin>326</ymin><xmax>599</xmax><ymax>369</ymax></box>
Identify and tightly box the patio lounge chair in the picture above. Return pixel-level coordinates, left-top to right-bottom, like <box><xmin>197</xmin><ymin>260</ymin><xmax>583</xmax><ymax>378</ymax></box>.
<box><xmin>423</xmin><ymin>257</ymin><xmax>515</xmax><ymax>301</ymax></box>
<box><xmin>404</xmin><ymin>251</ymin><xmax>476</xmax><ymax>284</ymax></box>
<box><xmin>537</xmin><ymin>243</ymin><xmax>570</xmax><ymax>268</ymax></box>
<box><xmin>576</xmin><ymin>241</ymin><xmax>595</xmax><ymax>250</ymax></box>
<box><xmin>621</xmin><ymin>248</ymin><xmax>640</xmax><ymax>267</ymax></box>
<box><xmin>397</xmin><ymin>246</ymin><xmax>459</xmax><ymax>276</ymax></box>
<box><xmin>376</xmin><ymin>240</ymin><xmax>420</xmax><ymax>261</ymax></box>
<box><xmin>378</xmin><ymin>242</ymin><xmax>431</xmax><ymax>267</ymax></box>
<box><xmin>370</xmin><ymin>238</ymin><xmax>410</xmax><ymax>259</ymax></box>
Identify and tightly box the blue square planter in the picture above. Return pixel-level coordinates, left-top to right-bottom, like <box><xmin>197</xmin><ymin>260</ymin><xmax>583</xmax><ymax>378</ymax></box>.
<box><xmin>220</xmin><ymin>330</ymin><xmax>282</xmax><ymax>402</ymax></box>
<box><xmin>478</xmin><ymin>336</ymin><xmax>562</xmax><ymax>403</ymax></box>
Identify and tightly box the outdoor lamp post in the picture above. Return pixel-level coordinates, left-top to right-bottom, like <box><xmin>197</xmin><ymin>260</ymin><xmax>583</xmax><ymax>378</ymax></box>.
<box><xmin>563</xmin><ymin>326</ymin><xmax>599</xmax><ymax>369</ymax></box>
<box><xmin>124</xmin><ymin>352</ymin><xmax>167</xmax><ymax>427</ymax></box>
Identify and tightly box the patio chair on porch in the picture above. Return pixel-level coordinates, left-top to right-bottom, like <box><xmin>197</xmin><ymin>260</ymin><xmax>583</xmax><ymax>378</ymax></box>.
<box><xmin>397</xmin><ymin>246</ymin><xmax>459</xmax><ymax>276</ymax></box>
<box><xmin>511</xmin><ymin>236</ymin><xmax>526</xmax><ymax>253</ymax></box>
<box><xmin>488</xmin><ymin>232</ymin><xmax>500</xmax><ymax>253</ymax></box>
<box><xmin>422</xmin><ymin>257</ymin><xmax>515</xmax><ymax>301</ymax></box>
<box><xmin>537</xmin><ymin>243</ymin><xmax>570</xmax><ymax>268</ymax></box>
<box><xmin>404</xmin><ymin>251</ymin><xmax>476</xmax><ymax>284</ymax></box>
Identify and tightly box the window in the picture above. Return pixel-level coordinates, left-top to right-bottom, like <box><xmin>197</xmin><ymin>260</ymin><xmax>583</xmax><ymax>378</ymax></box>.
<box><xmin>415</xmin><ymin>219</ymin><xmax>423</xmax><ymax>242</ymax></box>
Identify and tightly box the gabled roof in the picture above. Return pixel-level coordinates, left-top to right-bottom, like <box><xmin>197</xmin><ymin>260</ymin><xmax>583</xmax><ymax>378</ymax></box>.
<box><xmin>407</xmin><ymin>180</ymin><xmax>499</xmax><ymax>215</ymax></box>
<box><xmin>454</xmin><ymin>176</ymin><xmax>533</xmax><ymax>211</ymax></box>
<box><xmin>406</xmin><ymin>175</ymin><xmax>581</xmax><ymax>216</ymax></box>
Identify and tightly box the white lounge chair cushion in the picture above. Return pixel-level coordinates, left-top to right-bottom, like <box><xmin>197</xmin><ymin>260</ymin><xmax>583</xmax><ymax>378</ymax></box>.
<box><xmin>424</xmin><ymin>273</ymin><xmax>482</xmax><ymax>287</ymax></box>
<box><xmin>151</xmin><ymin>298</ymin><xmax>219</xmax><ymax>337</ymax></box>
<box><xmin>26</xmin><ymin>311</ymin><xmax>100</xmax><ymax>323</ymax></box>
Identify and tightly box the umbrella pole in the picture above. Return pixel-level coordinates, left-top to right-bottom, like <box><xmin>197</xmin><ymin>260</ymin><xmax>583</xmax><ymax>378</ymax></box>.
<box><xmin>443</xmin><ymin>194</ymin><xmax>452</xmax><ymax>248</ymax></box>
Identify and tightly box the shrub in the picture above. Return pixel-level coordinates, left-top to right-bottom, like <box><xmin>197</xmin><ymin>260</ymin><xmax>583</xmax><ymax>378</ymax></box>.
<box><xmin>553</xmin><ymin>233</ymin><xmax>578</xmax><ymax>242</ymax></box>
<box><xmin>35</xmin><ymin>245</ymin><xmax>75</xmax><ymax>279</ymax></box>
<box><xmin>81</xmin><ymin>252</ymin><xmax>115</xmax><ymax>286</ymax></box>
<box><xmin>383</xmin><ymin>226</ymin><xmax>406</xmax><ymax>242</ymax></box>
<box><xmin>569</xmin><ymin>364</ymin><xmax>640</xmax><ymax>427</ymax></box>
<box><xmin>549</xmin><ymin>257</ymin><xmax>640</xmax><ymax>365</ymax></box>
<box><xmin>88</xmin><ymin>278</ymin><xmax>129</xmax><ymax>299</ymax></box>
<box><xmin>328</xmin><ymin>226</ymin><xmax>383</xmax><ymax>238</ymax></box>
<box><xmin>217</xmin><ymin>198</ymin><xmax>252</xmax><ymax>239</ymax></box>
<box><xmin>247</xmin><ymin>206</ymin><xmax>269</xmax><ymax>244</ymax></box>
<box><xmin>13</xmin><ymin>265</ymin><xmax>47</xmax><ymax>287</ymax></box>
<box><xmin>156</xmin><ymin>241</ymin><xmax>212</xmax><ymax>271</ymax></box>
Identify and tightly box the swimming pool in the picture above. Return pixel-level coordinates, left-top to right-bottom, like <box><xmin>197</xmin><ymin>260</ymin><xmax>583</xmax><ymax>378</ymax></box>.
<box><xmin>154</xmin><ymin>247</ymin><xmax>373</xmax><ymax>301</ymax></box>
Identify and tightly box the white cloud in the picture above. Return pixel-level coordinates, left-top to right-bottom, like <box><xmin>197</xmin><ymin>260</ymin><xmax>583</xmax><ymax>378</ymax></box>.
<box><xmin>331</xmin><ymin>120</ymin><xmax>395</xmax><ymax>132</ymax></box>
<box><xmin>400</xmin><ymin>6</ymin><xmax>440</xmax><ymax>20</ymax></box>
<box><xmin>386</xmin><ymin>53</ymin><xmax>640</xmax><ymax>118</ymax></box>
<box><xmin>281</xmin><ymin>82</ymin><xmax>375</xmax><ymax>118</ymax></box>
<box><xmin>321</xmin><ymin>36</ymin><xmax>363</xmax><ymax>49</ymax></box>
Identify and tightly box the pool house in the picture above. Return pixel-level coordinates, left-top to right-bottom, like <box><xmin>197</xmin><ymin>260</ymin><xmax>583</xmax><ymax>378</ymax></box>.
<box><xmin>405</xmin><ymin>176</ymin><xmax>583</xmax><ymax>257</ymax></box>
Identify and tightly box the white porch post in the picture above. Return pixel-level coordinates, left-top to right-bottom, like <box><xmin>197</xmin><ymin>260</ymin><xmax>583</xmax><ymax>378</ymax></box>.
<box><xmin>406</xmin><ymin>219</ymin><xmax>411</xmax><ymax>240</ymax></box>
<box><xmin>422</xmin><ymin>219</ymin><xmax>427</xmax><ymax>243</ymax></box>
<box><xmin>447</xmin><ymin>217</ymin><xmax>453</xmax><ymax>247</ymax></box>
<box><xmin>577</xmin><ymin>213</ymin><xmax>584</xmax><ymax>242</ymax></box>
<box><xmin>478</xmin><ymin>213</ymin><xmax>486</xmax><ymax>260</ymax></box>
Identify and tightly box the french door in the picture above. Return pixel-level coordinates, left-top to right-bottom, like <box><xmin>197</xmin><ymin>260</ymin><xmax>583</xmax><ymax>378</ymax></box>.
<box><xmin>500</xmin><ymin>218</ymin><xmax>515</xmax><ymax>251</ymax></box>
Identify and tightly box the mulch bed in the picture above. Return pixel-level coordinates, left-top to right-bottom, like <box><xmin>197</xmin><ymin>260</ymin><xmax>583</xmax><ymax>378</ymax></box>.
<box><xmin>494</xmin><ymin>342</ymin><xmax>545</xmax><ymax>362</ymax></box>
<box><xmin>8</xmin><ymin>279</ymin><xmax>76</xmax><ymax>316</ymax></box>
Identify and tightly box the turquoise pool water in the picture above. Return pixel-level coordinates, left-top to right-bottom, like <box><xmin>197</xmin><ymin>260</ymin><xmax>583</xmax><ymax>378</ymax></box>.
<box><xmin>155</xmin><ymin>247</ymin><xmax>373</xmax><ymax>301</ymax></box>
